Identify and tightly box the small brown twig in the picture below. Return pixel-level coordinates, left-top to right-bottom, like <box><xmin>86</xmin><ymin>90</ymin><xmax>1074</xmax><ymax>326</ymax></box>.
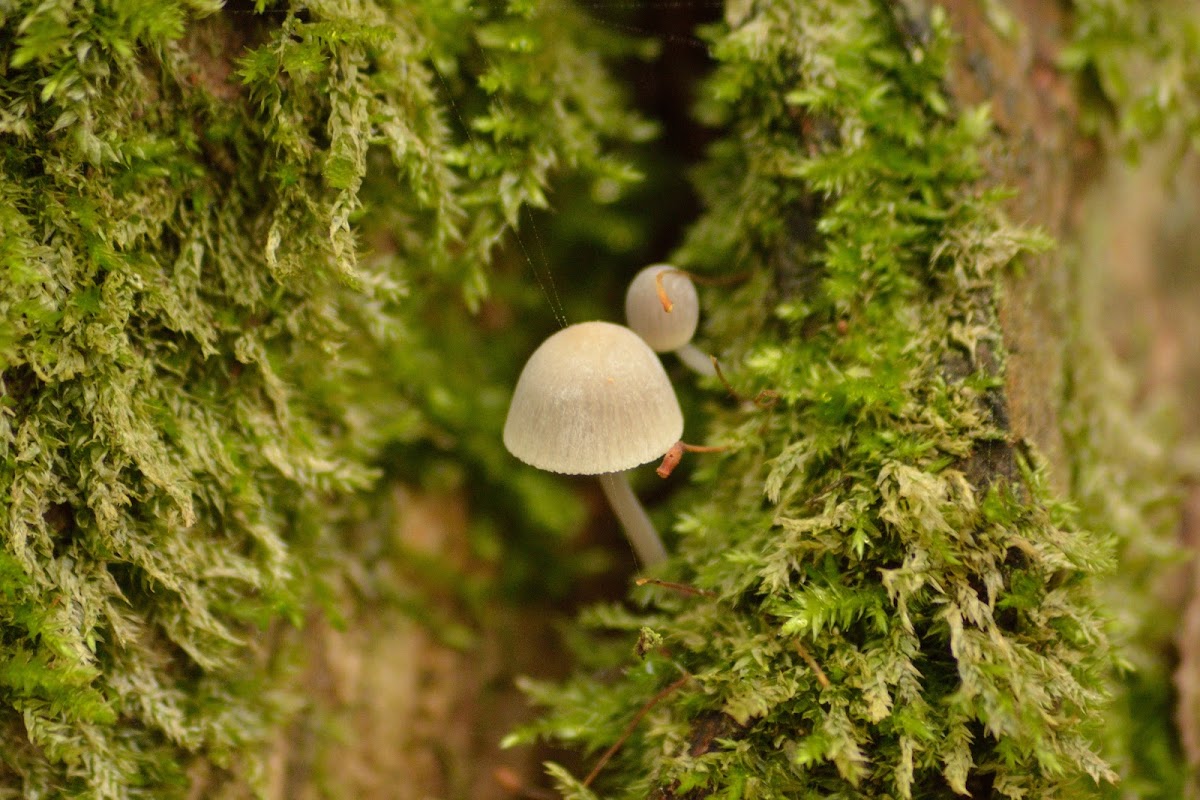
<box><xmin>793</xmin><ymin>640</ymin><xmax>831</xmax><ymax>689</ymax></box>
<box><xmin>494</xmin><ymin>767</ymin><xmax>559</xmax><ymax>800</ymax></box>
<box><xmin>583</xmin><ymin>674</ymin><xmax>692</xmax><ymax>787</ymax></box>
<box><xmin>711</xmin><ymin>356</ymin><xmax>739</xmax><ymax>400</ymax></box>
<box><xmin>635</xmin><ymin>577</ymin><xmax>718</xmax><ymax>598</ymax></box>
<box><xmin>753</xmin><ymin>388</ymin><xmax>781</xmax><ymax>409</ymax></box>
<box><xmin>803</xmin><ymin>474</ymin><xmax>852</xmax><ymax>510</ymax></box>
<box><xmin>657</xmin><ymin>441</ymin><xmax>685</xmax><ymax>478</ymax></box>
<box><xmin>656</xmin><ymin>440</ymin><xmax>730</xmax><ymax>479</ymax></box>
<box><xmin>711</xmin><ymin>357</ymin><xmax>780</xmax><ymax>409</ymax></box>
<box><xmin>654</xmin><ymin>268</ymin><xmax>751</xmax><ymax>313</ymax></box>
<box><xmin>675</xmin><ymin>268</ymin><xmax>753</xmax><ymax>288</ymax></box>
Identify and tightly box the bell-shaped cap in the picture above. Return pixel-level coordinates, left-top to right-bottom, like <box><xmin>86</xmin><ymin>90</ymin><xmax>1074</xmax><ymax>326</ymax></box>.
<box><xmin>503</xmin><ymin>321</ymin><xmax>683</xmax><ymax>475</ymax></box>
<box><xmin>625</xmin><ymin>264</ymin><xmax>699</xmax><ymax>352</ymax></box>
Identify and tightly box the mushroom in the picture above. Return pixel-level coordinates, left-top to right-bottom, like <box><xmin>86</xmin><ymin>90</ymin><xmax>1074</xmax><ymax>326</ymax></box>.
<box><xmin>503</xmin><ymin>321</ymin><xmax>682</xmax><ymax>567</ymax></box>
<box><xmin>624</xmin><ymin>264</ymin><xmax>716</xmax><ymax>377</ymax></box>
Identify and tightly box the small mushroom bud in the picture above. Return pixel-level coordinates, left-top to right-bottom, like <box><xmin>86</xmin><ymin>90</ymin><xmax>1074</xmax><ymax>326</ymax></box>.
<box><xmin>625</xmin><ymin>264</ymin><xmax>698</xmax><ymax>351</ymax></box>
<box><xmin>625</xmin><ymin>264</ymin><xmax>716</xmax><ymax>377</ymax></box>
<box><xmin>503</xmin><ymin>321</ymin><xmax>683</xmax><ymax>567</ymax></box>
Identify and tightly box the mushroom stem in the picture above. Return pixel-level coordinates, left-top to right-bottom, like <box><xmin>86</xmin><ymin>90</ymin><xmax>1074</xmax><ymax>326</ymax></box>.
<box><xmin>674</xmin><ymin>343</ymin><xmax>717</xmax><ymax>377</ymax></box>
<box><xmin>598</xmin><ymin>471</ymin><xmax>667</xmax><ymax>567</ymax></box>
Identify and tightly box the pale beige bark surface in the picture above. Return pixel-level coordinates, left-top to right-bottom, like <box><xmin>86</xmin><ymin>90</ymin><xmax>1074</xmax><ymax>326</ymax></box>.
<box><xmin>1114</xmin><ymin>153</ymin><xmax>1200</xmax><ymax>783</ymax></box>
<box><xmin>182</xmin><ymin>484</ymin><xmax>565</xmax><ymax>800</ymax></box>
<box><xmin>269</xmin><ymin>487</ymin><xmax>565</xmax><ymax>800</ymax></box>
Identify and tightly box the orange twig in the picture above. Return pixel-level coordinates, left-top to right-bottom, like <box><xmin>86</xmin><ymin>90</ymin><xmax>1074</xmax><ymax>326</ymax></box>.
<box><xmin>635</xmin><ymin>577</ymin><xmax>718</xmax><ymax>598</ymax></box>
<box><xmin>666</xmin><ymin>268</ymin><xmax>751</xmax><ymax>288</ymax></box>
<box><xmin>654</xmin><ymin>268</ymin><xmax>750</xmax><ymax>314</ymax></box>
<box><xmin>753</xmin><ymin>389</ymin><xmax>780</xmax><ymax>409</ymax></box>
<box><xmin>656</xmin><ymin>440</ymin><xmax>730</xmax><ymax>479</ymax></box>
<box><xmin>657</xmin><ymin>441</ymin><xmax>684</xmax><ymax>478</ymax></box>
<box><xmin>583</xmin><ymin>674</ymin><xmax>692</xmax><ymax>787</ymax></box>
<box><xmin>655</xmin><ymin>269</ymin><xmax>675</xmax><ymax>313</ymax></box>
<box><xmin>689</xmin><ymin>270</ymin><xmax>751</xmax><ymax>287</ymax></box>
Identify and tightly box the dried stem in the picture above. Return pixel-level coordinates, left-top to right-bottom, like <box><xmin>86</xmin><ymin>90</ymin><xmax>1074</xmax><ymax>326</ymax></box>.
<box><xmin>583</xmin><ymin>674</ymin><xmax>692</xmax><ymax>787</ymax></box>
<box><xmin>654</xmin><ymin>267</ymin><xmax>750</xmax><ymax>311</ymax></box>
<box><xmin>793</xmin><ymin>640</ymin><xmax>831</xmax><ymax>689</ymax></box>
<box><xmin>634</xmin><ymin>577</ymin><xmax>718</xmax><ymax>598</ymax></box>
<box><xmin>712</xmin><ymin>357</ymin><xmax>779</xmax><ymax>408</ymax></box>
<box><xmin>657</xmin><ymin>440</ymin><xmax>730</xmax><ymax>479</ymax></box>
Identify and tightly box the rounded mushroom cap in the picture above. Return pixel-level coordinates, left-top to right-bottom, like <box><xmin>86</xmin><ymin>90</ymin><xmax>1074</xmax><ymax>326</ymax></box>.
<box><xmin>624</xmin><ymin>264</ymin><xmax>700</xmax><ymax>352</ymax></box>
<box><xmin>503</xmin><ymin>321</ymin><xmax>683</xmax><ymax>475</ymax></box>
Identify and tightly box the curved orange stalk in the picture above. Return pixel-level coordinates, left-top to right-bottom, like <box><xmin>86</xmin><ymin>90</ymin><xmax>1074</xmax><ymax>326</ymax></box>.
<box><xmin>655</xmin><ymin>268</ymin><xmax>676</xmax><ymax>313</ymax></box>
<box><xmin>657</xmin><ymin>440</ymin><xmax>730</xmax><ymax>479</ymax></box>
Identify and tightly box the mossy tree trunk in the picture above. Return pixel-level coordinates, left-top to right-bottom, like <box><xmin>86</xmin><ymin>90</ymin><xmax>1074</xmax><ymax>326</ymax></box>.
<box><xmin>0</xmin><ymin>2</ymin><xmax>1197</xmax><ymax>799</ymax></box>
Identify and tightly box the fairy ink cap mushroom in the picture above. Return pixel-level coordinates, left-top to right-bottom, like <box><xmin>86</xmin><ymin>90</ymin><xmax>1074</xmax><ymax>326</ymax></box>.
<box><xmin>503</xmin><ymin>321</ymin><xmax>682</xmax><ymax>566</ymax></box>
<box><xmin>625</xmin><ymin>264</ymin><xmax>716</xmax><ymax>376</ymax></box>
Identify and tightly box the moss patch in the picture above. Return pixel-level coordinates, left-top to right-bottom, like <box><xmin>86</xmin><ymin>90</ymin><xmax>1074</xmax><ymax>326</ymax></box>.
<box><xmin>0</xmin><ymin>1</ymin><xmax>642</xmax><ymax>795</ymax></box>
<box><xmin>511</xmin><ymin>4</ymin><xmax>1118</xmax><ymax>797</ymax></box>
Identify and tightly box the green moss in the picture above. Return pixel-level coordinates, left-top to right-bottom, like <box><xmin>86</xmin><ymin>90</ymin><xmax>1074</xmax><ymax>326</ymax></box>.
<box><xmin>1063</xmin><ymin>211</ymin><xmax>1188</xmax><ymax>799</ymax></box>
<box><xmin>3</xmin><ymin>0</ymin><xmax>1194</xmax><ymax>796</ymax></box>
<box><xmin>0</xmin><ymin>1</ymin><xmax>643</xmax><ymax>795</ymax></box>
<box><xmin>510</xmin><ymin>4</ymin><xmax>1117</xmax><ymax>798</ymax></box>
<box><xmin>1064</xmin><ymin>0</ymin><xmax>1200</xmax><ymax>157</ymax></box>
<box><xmin>1061</xmin><ymin>3</ymin><xmax>1200</xmax><ymax>795</ymax></box>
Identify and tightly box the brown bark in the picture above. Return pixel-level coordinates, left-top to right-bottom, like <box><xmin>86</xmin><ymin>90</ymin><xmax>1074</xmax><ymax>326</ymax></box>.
<box><xmin>920</xmin><ymin>0</ymin><xmax>1200</xmax><ymax>787</ymax></box>
<box><xmin>268</xmin><ymin>487</ymin><xmax>565</xmax><ymax>800</ymax></box>
<box><xmin>933</xmin><ymin>0</ymin><xmax>1095</xmax><ymax>482</ymax></box>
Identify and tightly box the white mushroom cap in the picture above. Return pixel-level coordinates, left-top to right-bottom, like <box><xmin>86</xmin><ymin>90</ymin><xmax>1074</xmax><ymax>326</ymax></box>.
<box><xmin>624</xmin><ymin>264</ymin><xmax>700</xmax><ymax>352</ymax></box>
<box><xmin>503</xmin><ymin>321</ymin><xmax>683</xmax><ymax>475</ymax></box>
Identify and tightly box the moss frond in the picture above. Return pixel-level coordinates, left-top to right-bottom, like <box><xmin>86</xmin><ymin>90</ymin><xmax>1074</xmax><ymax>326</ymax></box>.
<box><xmin>0</xmin><ymin>1</ymin><xmax>643</xmax><ymax>795</ymax></box>
<box><xmin>515</xmin><ymin>4</ymin><xmax>1119</xmax><ymax>797</ymax></box>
